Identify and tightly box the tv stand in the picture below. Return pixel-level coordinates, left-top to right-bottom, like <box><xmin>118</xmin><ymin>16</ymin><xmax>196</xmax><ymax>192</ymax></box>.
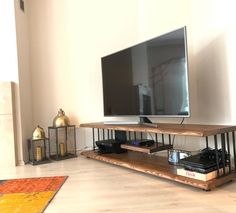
<box><xmin>139</xmin><ymin>117</ymin><xmax>158</xmax><ymax>127</ymax></box>
<box><xmin>80</xmin><ymin>122</ymin><xmax>236</xmax><ymax>190</ymax></box>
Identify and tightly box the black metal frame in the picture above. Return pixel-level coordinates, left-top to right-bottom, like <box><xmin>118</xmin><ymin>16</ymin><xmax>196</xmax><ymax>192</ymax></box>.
<box><xmin>27</xmin><ymin>138</ymin><xmax>51</xmax><ymax>165</ymax></box>
<box><xmin>91</xmin><ymin>128</ymin><xmax>236</xmax><ymax>178</ymax></box>
<box><xmin>48</xmin><ymin>125</ymin><xmax>77</xmax><ymax>160</ymax></box>
<box><xmin>206</xmin><ymin>132</ymin><xmax>236</xmax><ymax>177</ymax></box>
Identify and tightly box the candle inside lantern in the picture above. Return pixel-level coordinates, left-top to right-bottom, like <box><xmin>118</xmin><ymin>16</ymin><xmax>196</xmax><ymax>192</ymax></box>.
<box><xmin>59</xmin><ymin>143</ymin><xmax>65</xmax><ymax>156</ymax></box>
<box><xmin>35</xmin><ymin>146</ymin><xmax>42</xmax><ymax>161</ymax></box>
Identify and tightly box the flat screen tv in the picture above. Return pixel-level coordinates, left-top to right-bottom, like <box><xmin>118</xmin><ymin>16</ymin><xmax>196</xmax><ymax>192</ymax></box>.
<box><xmin>101</xmin><ymin>27</ymin><xmax>190</xmax><ymax>120</ymax></box>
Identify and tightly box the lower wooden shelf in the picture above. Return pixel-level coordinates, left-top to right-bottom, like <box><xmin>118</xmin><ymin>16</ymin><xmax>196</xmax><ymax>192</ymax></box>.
<box><xmin>81</xmin><ymin>150</ymin><xmax>236</xmax><ymax>190</ymax></box>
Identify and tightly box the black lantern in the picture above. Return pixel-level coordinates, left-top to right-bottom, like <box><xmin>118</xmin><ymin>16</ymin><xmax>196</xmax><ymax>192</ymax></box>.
<box><xmin>28</xmin><ymin>126</ymin><xmax>51</xmax><ymax>165</ymax></box>
<box><xmin>48</xmin><ymin>125</ymin><xmax>77</xmax><ymax>160</ymax></box>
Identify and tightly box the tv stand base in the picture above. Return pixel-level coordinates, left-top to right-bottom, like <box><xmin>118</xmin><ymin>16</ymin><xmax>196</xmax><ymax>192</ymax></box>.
<box><xmin>80</xmin><ymin>122</ymin><xmax>236</xmax><ymax>190</ymax></box>
<box><xmin>140</xmin><ymin>117</ymin><xmax>158</xmax><ymax>127</ymax></box>
<box><xmin>103</xmin><ymin>121</ymin><xmax>139</xmax><ymax>125</ymax></box>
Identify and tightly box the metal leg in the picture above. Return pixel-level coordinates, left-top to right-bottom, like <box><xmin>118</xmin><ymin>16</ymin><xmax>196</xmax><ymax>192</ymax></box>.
<box><xmin>214</xmin><ymin>135</ymin><xmax>220</xmax><ymax>177</ymax></box>
<box><xmin>97</xmin><ymin>128</ymin><xmax>100</xmax><ymax>141</ymax></box>
<box><xmin>111</xmin><ymin>130</ymin><xmax>114</xmax><ymax>139</ymax></box>
<box><xmin>232</xmin><ymin>131</ymin><xmax>236</xmax><ymax>172</ymax></box>
<box><xmin>221</xmin><ymin>134</ymin><xmax>226</xmax><ymax>175</ymax></box>
<box><xmin>168</xmin><ymin>135</ymin><xmax>171</xmax><ymax>145</ymax></box>
<box><xmin>92</xmin><ymin>128</ymin><xmax>95</xmax><ymax>151</ymax></box>
<box><xmin>206</xmin><ymin>136</ymin><xmax>209</xmax><ymax>149</ymax></box>
<box><xmin>103</xmin><ymin>129</ymin><xmax>105</xmax><ymax>140</ymax></box>
<box><xmin>155</xmin><ymin>134</ymin><xmax>158</xmax><ymax>147</ymax></box>
<box><xmin>226</xmin><ymin>132</ymin><xmax>231</xmax><ymax>173</ymax></box>
<box><xmin>106</xmin><ymin>129</ymin><xmax>109</xmax><ymax>140</ymax></box>
<box><xmin>162</xmin><ymin>134</ymin><xmax>164</xmax><ymax>146</ymax></box>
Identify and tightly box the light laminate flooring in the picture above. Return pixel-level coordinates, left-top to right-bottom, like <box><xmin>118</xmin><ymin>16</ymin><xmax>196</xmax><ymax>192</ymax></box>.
<box><xmin>1</xmin><ymin>155</ymin><xmax>236</xmax><ymax>213</ymax></box>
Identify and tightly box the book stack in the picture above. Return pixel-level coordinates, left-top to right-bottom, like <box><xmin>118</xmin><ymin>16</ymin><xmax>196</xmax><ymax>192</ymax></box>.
<box><xmin>177</xmin><ymin>168</ymin><xmax>225</xmax><ymax>181</ymax></box>
<box><xmin>177</xmin><ymin>148</ymin><xmax>230</xmax><ymax>181</ymax></box>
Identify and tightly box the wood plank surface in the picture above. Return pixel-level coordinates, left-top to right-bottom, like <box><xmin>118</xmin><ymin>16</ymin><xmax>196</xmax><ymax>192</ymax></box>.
<box><xmin>80</xmin><ymin>122</ymin><xmax>236</xmax><ymax>137</ymax></box>
<box><xmin>81</xmin><ymin>150</ymin><xmax>236</xmax><ymax>190</ymax></box>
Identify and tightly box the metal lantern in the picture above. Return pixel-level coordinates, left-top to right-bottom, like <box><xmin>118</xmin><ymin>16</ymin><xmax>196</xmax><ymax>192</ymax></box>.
<box><xmin>49</xmin><ymin>109</ymin><xmax>77</xmax><ymax>160</ymax></box>
<box><xmin>28</xmin><ymin>125</ymin><xmax>50</xmax><ymax>165</ymax></box>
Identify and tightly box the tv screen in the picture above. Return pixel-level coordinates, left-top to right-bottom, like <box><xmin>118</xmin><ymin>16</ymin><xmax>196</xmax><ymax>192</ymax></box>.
<box><xmin>101</xmin><ymin>27</ymin><xmax>190</xmax><ymax>117</ymax></box>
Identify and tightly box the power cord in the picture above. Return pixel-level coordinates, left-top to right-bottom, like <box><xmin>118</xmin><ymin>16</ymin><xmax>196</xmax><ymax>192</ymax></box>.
<box><xmin>147</xmin><ymin>118</ymin><xmax>185</xmax><ymax>145</ymax></box>
<box><xmin>78</xmin><ymin>146</ymin><xmax>94</xmax><ymax>153</ymax></box>
<box><xmin>148</xmin><ymin>132</ymin><xmax>154</xmax><ymax>140</ymax></box>
<box><xmin>172</xmin><ymin>117</ymin><xmax>185</xmax><ymax>147</ymax></box>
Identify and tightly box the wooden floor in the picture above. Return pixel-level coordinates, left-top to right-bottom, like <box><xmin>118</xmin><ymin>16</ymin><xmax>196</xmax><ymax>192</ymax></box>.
<box><xmin>1</xmin><ymin>155</ymin><xmax>236</xmax><ymax>213</ymax></box>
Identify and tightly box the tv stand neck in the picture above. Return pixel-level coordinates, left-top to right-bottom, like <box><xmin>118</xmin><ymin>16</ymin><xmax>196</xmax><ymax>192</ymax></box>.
<box><xmin>103</xmin><ymin>120</ymin><xmax>139</xmax><ymax>125</ymax></box>
<box><xmin>140</xmin><ymin>117</ymin><xmax>158</xmax><ymax>128</ymax></box>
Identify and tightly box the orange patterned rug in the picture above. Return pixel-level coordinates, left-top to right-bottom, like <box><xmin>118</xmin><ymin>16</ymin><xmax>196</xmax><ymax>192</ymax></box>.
<box><xmin>0</xmin><ymin>176</ymin><xmax>67</xmax><ymax>213</ymax></box>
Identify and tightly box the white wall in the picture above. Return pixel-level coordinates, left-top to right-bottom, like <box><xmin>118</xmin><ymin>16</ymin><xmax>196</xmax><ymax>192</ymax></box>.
<box><xmin>191</xmin><ymin>0</ymin><xmax>236</xmax><ymax>125</ymax></box>
<box><xmin>27</xmin><ymin>0</ymin><xmax>139</xmax><ymax>125</ymax></box>
<box><xmin>12</xmin><ymin>0</ymin><xmax>236</xmax><ymax>160</ymax></box>
<box><xmin>14</xmin><ymin>0</ymin><xmax>33</xmax><ymax>164</ymax></box>
<box><xmin>0</xmin><ymin>1</ymin><xmax>20</xmax><ymax>166</ymax></box>
<box><xmin>24</xmin><ymin>0</ymin><xmax>191</xmax><ymax>151</ymax></box>
<box><xmin>26</xmin><ymin>0</ymin><xmax>139</xmax><ymax>150</ymax></box>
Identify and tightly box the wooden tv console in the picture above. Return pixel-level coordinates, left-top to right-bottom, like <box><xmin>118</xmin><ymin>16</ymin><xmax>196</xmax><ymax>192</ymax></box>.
<box><xmin>80</xmin><ymin>122</ymin><xmax>236</xmax><ymax>190</ymax></box>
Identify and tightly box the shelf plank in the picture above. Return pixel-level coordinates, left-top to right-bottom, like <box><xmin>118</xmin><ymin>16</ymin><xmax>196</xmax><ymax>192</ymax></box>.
<box><xmin>80</xmin><ymin>122</ymin><xmax>236</xmax><ymax>137</ymax></box>
<box><xmin>121</xmin><ymin>143</ymin><xmax>172</xmax><ymax>153</ymax></box>
<box><xmin>81</xmin><ymin>150</ymin><xmax>236</xmax><ymax>190</ymax></box>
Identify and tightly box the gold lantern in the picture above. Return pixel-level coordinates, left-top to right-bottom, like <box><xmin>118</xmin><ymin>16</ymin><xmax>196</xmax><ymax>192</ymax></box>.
<box><xmin>49</xmin><ymin>109</ymin><xmax>76</xmax><ymax>161</ymax></box>
<box><xmin>28</xmin><ymin>125</ymin><xmax>50</xmax><ymax>165</ymax></box>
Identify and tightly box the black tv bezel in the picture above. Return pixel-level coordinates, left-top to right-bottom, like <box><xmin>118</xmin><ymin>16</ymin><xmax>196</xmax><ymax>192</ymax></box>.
<box><xmin>101</xmin><ymin>26</ymin><xmax>190</xmax><ymax>118</ymax></box>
